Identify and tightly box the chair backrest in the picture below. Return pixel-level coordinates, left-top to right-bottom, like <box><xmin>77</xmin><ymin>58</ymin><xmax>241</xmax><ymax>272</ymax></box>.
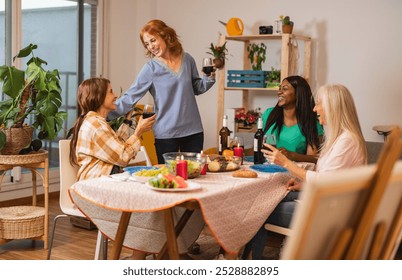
<box><xmin>59</xmin><ymin>139</ymin><xmax>83</xmax><ymax>217</ymax></box>
<box><xmin>281</xmin><ymin>127</ymin><xmax>402</xmax><ymax>260</ymax></box>
<box><xmin>345</xmin><ymin>126</ymin><xmax>401</xmax><ymax>259</ymax></box>
<box><xmin>128</xmin><ymin>146</ymin><xmax>152</xmax><ymax>166</ymax></box>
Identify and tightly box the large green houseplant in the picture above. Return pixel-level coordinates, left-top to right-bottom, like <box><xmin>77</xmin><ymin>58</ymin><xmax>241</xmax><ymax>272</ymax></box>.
<box><xmin>0</xmin><ymin>44</ymin><xmax>67</xmax><ymax>154</ymax></box>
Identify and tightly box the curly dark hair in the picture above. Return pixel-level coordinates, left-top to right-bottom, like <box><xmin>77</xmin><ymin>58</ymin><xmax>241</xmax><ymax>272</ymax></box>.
<box><xmin>263</xmin><ymin>75</ymin><xmax>320</xmax><ymax>150</ymax></box>
<box><xmin>140</xmin><ymin>19</ymin><xmax>183</xmax><ymax>57</ymax></box>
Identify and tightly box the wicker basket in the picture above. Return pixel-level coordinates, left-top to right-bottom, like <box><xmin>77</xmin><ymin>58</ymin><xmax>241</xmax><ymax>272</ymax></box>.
<box><xmin>0</xmin><ymin>206</ymin><xmax>45</xmax><ymax>239</ymax></box>
<box><xmin>1</xmin><ymin>126</ymin><xmax>34</xmax><ymax>155</ymax></box>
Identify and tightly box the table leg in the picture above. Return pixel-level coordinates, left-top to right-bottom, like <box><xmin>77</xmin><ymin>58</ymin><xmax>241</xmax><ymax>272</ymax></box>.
<box><xmin>157</xmin><ymin>209</ymin><xmax>194</xmax><ymax>260</ymax></box>
<box><xmin>163</xmin><ymin>208</ymin><xmax>180</xmax><ymax>260</ymax></box>
<box><xmin>111</xmin><ymin>211</ymin><xmax>132</xmax><ymax>260</ymax></box>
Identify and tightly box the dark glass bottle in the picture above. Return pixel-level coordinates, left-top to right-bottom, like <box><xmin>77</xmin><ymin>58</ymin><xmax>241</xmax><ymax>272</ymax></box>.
<box><xmin>218</xmin><ymin>115</ymin><xmax>231</xmax><ymax>155</ymax></box>
<box><xmin>254</xmin><ymin>117</ymin><xmax>264</xmax><ymax>164</ymax></box>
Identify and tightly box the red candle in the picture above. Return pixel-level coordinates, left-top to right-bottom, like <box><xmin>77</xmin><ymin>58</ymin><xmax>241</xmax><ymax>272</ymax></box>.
<box><xmin>233</xmin><ymin>145</ymin><xmax>244</xmax><ymax>164</ymax></box>
<box><xmin>176</xmin><ymin>157</ymin><xmax>188</xmax><ymax>180</ymax></box>
<box><xmin>200</xmin><ymin>151</ymin><xmax>207</xmax><ymax>175</ymax></box>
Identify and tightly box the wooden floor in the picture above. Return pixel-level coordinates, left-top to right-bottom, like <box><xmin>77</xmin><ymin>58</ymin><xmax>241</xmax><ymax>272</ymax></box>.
<box><xmin>0</xmin><ymin>194</ymin><xmax>400</xmax><ymax>260</ymax></box>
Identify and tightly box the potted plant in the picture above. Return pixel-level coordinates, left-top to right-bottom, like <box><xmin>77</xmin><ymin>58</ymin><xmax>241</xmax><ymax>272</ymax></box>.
<box><xmin>207</xmin><ymin>42</ymin><xmax>228</xmax><ymax>69</ymax></box>
<box><xmin>282</xmin><ymin>16</ymin><xmax>294</xmax><ymax>34</ymax></box>
<box><xmin>247</xmin><ymin>43</ymin><xmax>267</xmax><ymax>71</ymax></box>
<box><xmin>267</xmin><ymin>67</ymin><xmax>281</xmax><ymax>88</ymax></box>
<box><xmin>0</xmin><ymin>44</ymin><xmax>67</xmax><ymax>155</ymax></box>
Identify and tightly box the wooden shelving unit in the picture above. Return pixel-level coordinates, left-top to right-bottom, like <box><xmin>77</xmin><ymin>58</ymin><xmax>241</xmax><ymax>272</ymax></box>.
<box><xmin>216</xmin><ymin>33</ymin><xmax>312</xmax><ymax>138</ymax></box>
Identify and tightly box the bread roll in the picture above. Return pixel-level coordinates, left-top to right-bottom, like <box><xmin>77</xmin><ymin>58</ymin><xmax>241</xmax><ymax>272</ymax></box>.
<box><xmin>232</xmin><ymin>169</ymin><xmax>258</xmax><ymax>178</ymax></box>
<box><xmin>208</xmin><ymin>161</ymin><xmax>221</xmax><ymax>172</ymax></box>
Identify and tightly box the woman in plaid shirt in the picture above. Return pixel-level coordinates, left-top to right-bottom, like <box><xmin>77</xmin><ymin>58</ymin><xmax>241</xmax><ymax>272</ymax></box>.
<box><xmin>69</xmin><ymin>77</ymin><xmax>156</xmax><ymax>181</ymax></box>
<box><xmin>69</xmin><ymin>77</ymin><xmax>202</xmax><ymax>259</ymax></box>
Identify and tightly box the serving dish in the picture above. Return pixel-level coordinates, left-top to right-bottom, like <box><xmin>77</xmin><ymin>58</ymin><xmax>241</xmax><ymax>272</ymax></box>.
<box><xmin>250</xmin><ymin>164</ymin><xmax>287</xmax><ymax>173</ymax></box>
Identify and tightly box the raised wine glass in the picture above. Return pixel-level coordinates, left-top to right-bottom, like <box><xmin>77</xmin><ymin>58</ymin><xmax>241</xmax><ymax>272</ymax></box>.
<box><xmin>264</xmin><ymin>134</ymin><xmax>277</xmax><ymax>164</ymax></box>
<box><xmin>202</xmin><ymin>58</ymin><xmax>214</xmax><ymax>76</ymax></box>
<box><xmin>142</xmin><ymin>104</ymin><xmax>155</xmax><ymax>119</ymax></box>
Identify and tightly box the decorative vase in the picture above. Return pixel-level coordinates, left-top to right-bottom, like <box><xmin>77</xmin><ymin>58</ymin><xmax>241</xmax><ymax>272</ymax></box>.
<box><xmin>282</xmin><ymin>24</ymin><xmax>293</xmax><ymax>34</ymax></box>
<box><xmin>1</xmin><ymin>126</ymin><xmax>34</xmax><ymax>155</ymax></box>
<box><xmin>213</xmin><ymin>57</ymin><xmax>225</xmax><ymax>69</ymax></box>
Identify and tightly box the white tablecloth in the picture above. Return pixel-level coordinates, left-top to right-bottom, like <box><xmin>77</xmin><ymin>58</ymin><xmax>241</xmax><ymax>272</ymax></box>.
<box><xmin>70</xmin><ymin>164</ymin><xmax>312</xmax><ymax>254</ymax></box>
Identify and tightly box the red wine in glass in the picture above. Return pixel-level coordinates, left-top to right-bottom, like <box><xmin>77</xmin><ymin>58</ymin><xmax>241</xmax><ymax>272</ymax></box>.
<box><xmin>143</xmin><ymin>104</ymin><xmax>155</xmax><ymax>119</ymax></box>
<box><xmin>202</xmin><ymin>66</ymin><xmax>214</xmax><ymax>75</ymax></box>
<box><xmin>202</xmin><ymin>58</ymin><xmax>213</xmax><ymax>76</ymax></box>
<box><xmin>142</xmin><ymin>112</ymin><xmax>155</xmax><ymax>119</ymax></box>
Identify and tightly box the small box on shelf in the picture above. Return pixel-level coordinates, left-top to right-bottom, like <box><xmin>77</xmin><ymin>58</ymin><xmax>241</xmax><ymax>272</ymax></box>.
<box><xmin>236</xmin><ymin>122</ymin><xmax>257</xmax><ymax>133</ymax></box>
<box><xmin>227</xmin><ymin>70</ymin><xmax>269</xmax><ymax>88</ymax></box>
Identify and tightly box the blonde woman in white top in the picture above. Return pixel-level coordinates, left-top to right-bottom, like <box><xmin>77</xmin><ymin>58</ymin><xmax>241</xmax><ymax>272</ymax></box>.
<box><xmin>267</xmin><ymin>83</ymin><xmax>367</xmax><ymax>186</ymax></box>
<box><xmin>243</xmin><ymin>84</ymin><xmax>367</xmax><ymax>259</ymax></box>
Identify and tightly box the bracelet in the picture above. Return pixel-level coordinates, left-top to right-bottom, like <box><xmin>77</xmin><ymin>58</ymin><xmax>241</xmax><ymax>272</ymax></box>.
<box><xmin>123</xmin><ymin>119</ymin><xmax>132</xmax><ymax>126</ymax></box>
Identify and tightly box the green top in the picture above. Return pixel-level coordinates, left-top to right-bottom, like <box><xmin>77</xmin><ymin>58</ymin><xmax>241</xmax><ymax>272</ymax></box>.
<box><xmin>261</xmin><ymin>107</ymin><xmax>324</xmax><ymax>154</ymax></box>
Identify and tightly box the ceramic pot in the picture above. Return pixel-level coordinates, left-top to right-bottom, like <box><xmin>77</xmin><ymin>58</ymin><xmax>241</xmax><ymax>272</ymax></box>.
<box><xmin>282</xmin><ymin>24</ymin><xmax>293</xmax><ymax>34</ymax></box>
<box><xmin>213</xmin><ymin>57</ymin><xmax>225</xmax><ymax>69</ymax></box>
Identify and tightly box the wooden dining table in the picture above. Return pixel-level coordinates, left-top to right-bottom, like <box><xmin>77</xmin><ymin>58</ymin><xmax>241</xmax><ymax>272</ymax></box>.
<box><xmin>69</xmin><ymin>162</ymin><xmax>313</xmax><ymax>260</ymax></box>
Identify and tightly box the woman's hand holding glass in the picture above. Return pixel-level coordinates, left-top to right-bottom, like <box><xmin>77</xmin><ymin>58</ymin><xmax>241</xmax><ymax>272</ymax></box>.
<box><xmin>261</xmin><ymin>135</ymin><xmax>289</xmax><ymax>166</ymax></box>
<box><xmin>262</xmin><ymin>143</ymin><xmax>288</xmax><ymax>166</ymax></box>
<box><xmin>134</xmin><ymin>113</ymin><xmax>156</xmax><ymax>137</ymax></box>
<box><xmin>202</xmin><ymin>57</ymin><xmax>216</xmax><ymax>79</ymax></box>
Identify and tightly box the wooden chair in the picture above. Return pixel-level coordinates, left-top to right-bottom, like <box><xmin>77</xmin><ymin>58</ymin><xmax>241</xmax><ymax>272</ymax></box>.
<box><xmin>281</xmin><ymin>126</ymin><xmax>401</xmax><ymax>259</ymax></box>
<box><xmin>345</xmin><ymin>126</ymin><xmax>401</xmax><ymax>259</ymax></box>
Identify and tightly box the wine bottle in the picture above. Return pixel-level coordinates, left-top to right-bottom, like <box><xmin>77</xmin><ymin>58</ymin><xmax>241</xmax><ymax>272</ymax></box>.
<box><xmin>254</xmin><ymin>117</ymin><xmax>264</xmax><ymax>164</ymax></box>
<box><xmin>218</xmin><ymin>115</ymin><xmax>231</xmax><ymax>155</ymax></box>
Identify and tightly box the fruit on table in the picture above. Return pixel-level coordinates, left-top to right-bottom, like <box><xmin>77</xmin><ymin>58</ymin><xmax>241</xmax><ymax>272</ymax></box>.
<box><xmin>222</xmin><ymin>149</ymin><xmax>234</xmax><ymax>160</ymax></box>
<box><xmin>148</xmin><ymin>174</ymin><xmax>188</xmax><ymax>189</ymax></box>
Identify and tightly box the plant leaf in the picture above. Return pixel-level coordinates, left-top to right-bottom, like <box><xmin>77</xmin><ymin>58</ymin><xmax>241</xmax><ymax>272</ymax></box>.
<box><xmin>13</xmin><ymin>43</ymin><xmax>37</xmax><ymax>61</ymax></box>
<box><xmin>0</xmin><ymin>65</ymin><xmax>25</xmax><ymax>99</ymax></box>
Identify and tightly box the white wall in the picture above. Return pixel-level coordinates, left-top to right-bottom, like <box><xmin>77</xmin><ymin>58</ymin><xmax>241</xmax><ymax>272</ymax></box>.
<box><xmin>106</xmin><ymin>0</ymin><xmax>402</xmax><ymax>149</ymax></box>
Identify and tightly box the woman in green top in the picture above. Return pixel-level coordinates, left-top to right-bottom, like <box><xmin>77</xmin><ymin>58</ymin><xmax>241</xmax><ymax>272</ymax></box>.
<box><xmin>262</xmin><ymin>75</ymin><xmax>323</xmax><ymax>163</ymax></box>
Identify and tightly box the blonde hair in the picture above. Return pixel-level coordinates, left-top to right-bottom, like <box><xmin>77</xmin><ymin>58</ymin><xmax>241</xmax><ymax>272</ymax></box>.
<box><xmin>318</xmin><ymin>84</ymin><xmax>367</xmax><ymax>162</ymax></box>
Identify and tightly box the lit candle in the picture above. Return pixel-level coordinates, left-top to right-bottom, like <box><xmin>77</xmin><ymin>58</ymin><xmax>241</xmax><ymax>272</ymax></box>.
<box><xmin>233</xmin><ymin>144</ymin><xmax>244</xmax><ymax>164</ymax></box>
<box><xmin>176</xmin><ymin>155</ymin><xmax>188</xmax><ymax>180</ymax></box>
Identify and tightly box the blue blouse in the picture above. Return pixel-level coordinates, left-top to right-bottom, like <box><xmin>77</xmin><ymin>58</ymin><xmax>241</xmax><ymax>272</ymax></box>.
<box><xmin>109</xmin><ymin>52</ymin><xmax>215</xmax><ymax>139</ymax></box>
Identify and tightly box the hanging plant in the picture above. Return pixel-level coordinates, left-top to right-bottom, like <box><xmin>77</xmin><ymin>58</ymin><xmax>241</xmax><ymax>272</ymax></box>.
<box><xmin>247</xmin><ymin>43</ymin><xmax>267</xmax><ymax>71</ymax></box>
<box><xmin>206</xmin><ymin>42</ymin><xmax>228</xmax><ymax>69</ymax></box>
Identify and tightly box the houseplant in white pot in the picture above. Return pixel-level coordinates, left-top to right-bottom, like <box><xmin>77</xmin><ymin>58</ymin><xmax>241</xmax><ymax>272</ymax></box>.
<box><xmin>0</xmin><ymin>44</ymin><xmax>67</xmax><ymax>154</ymax></box>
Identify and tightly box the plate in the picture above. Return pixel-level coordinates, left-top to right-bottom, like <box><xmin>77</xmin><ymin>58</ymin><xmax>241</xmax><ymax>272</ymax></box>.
<box><xmin>250</xmin><ymin>164</ymin><xmax>288</xmax><ymax>173</ymax></box>
<box><xmin>110</xmin><ymin>172</ymin><xmax>131</xmax><ymax>181</ymax></box>
<box><xmin>145</xmin><ymin>182</ymin><xmax>202</xmax><ymax>192</ymax></box>
<box><xmin>131</xmin><ymin>175</ymin><xmax>151</xmax><ymax>183</ymax></box>
<box><xmin>243</xmin><ymin>156</ymin><xmax>267</xmax><ymax>163</ymax></box>
<box><xmin>123</xmin><ymin>166</ymin><xmax>158</xmax><ymax>175</ymax></box>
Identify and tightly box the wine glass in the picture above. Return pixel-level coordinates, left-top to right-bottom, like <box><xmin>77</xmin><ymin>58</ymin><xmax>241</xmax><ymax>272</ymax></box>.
<box><xmin>142</xmin><ymin>104</ymin><xmax>155</xmax><ymax>119</ymax></box>
<box><xmin>202</xmin><ymin>58</ymin><xmax>214</xmax><ymax>76</ymax></box>
<box><xmin>264</xmin><ymin>134</ymin><xmax>277</xmax><ymax>164</ymax></box>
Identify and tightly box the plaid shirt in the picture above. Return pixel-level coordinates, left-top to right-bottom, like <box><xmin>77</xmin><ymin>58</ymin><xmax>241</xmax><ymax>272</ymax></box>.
<box><xmin>76</xmin><ymin>111</ymin><xmax>141</xmax><ymax>180</ymax></box>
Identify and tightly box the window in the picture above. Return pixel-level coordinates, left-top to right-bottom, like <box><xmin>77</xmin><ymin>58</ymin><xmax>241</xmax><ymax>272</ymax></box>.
<box><xmin>1</xmin><ymin>0</ymin><xmax>98</xmax><ymax>167</ymax></box>
<box><xmin>0</xmin><ymin>0</ymin><xmax>5</xmax><ymax>66</ymax></box>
